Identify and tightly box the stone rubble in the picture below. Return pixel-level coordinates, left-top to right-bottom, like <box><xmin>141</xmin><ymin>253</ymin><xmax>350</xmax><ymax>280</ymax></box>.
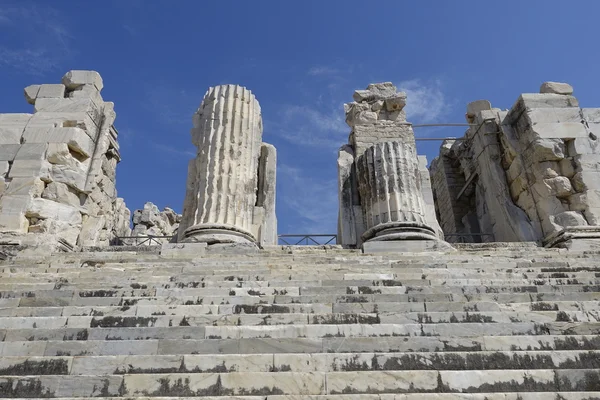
<box><xmin>179</xmin><ymin>84</ymin><xmax>277</xmax><ymax>247</ymax></box>
<box><xmin>0</xmin><ymin>71</ymin><xmax>131</xmax><ymax>252</ymax></box>
<box><xmin>131</xmin><ymin>201</ymin><xmax>181</xmax><ymax>242</ymax></box>
<box><xmin>430</xmin><ymin>81</ymin><xmax>600</xmax><ymax>250</ymax></box>
<box><xmin>338</xmin><ymin>82</ymin><xmax>445</xmax><ymax>250</ymax></box>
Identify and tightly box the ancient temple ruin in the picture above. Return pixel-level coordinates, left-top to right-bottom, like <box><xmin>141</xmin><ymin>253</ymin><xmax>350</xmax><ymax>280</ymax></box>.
<box><xmin>178</xmin><ymin>84</ymin><xmax>277</xmax><ymax>247</ymax></box>
<box><xmin>431</xmin><ymin>81</ymin><xmax>600</xmax><ymax>250</ymax></box>
<box><xmin>337</xmin><ymin>82</ymin><xmax>445</xmax><ymax>251</ymax></box>
<box><xmin>0</xmin><ymin>72</ymin><xmax>598</xmax><ymax>399</ymax></box>
<box><xmin>0</xmin><ymin>71</ymin><xmax>130</xmax><ymax>252</ymax></box>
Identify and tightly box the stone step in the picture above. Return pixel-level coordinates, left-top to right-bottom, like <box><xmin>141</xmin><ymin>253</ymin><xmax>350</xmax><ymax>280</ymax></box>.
<box><xmin>12</xmin><ymin>290</ymin><xmax>600</xmax><ymax>308</ymax></box>
<box><xmin>3</xmin><ymin>334</ymin><xmax>600</xmax><ymax>356</ymax></box>
<box><xmin>1</xmin><ymin>350</ymin><xmax>599</xmax><ymax>376</ymax></box>
<box><xmin>3</xmin><ymin>301</ymin><xmax>598</xmax><ymax>318</ymax></box>
<box><xmin>0</xmin><ymin>310</ymin><xmax>599</xmax><ymax>329</ymax></box>
<box><xmin>1</xmin><ymin>369</ymin><xmax>598</xmax><ymax>397</ymax></box>
<box><xmin>4</xmin><ymin>394</ymin><xmax>600</xmax><ymax>400</ymax></box>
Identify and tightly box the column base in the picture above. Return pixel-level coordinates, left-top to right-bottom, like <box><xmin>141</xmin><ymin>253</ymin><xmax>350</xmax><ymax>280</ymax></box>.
<box><xmin>180</xmin><ymin>223</ymin><xmax>257</xmax><ymax>245</ymax></box>
<box><xmin>362</xmin><ymin>221</ymin><xmax>439</xmax><ymax>242</ymax></box>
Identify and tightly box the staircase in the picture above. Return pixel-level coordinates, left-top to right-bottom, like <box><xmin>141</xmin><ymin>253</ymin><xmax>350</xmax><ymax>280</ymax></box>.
<box><xmin>0</xmin><ymin>245</ymin><xmax>599</xmax><ymax>399</ymax></box>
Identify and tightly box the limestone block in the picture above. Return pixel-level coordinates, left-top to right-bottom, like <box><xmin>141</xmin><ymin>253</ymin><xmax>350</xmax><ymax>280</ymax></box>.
<box><xmin>4</xmin><ymin>177</ymin><xmax>45</xmax><ymax>198</ymax></box>
<box><xmin>540</xmin><ymin>81</ymin><xmax>574</xmax><ymax>95</ymax></box>
<box><xmin>78</xmin><ymin>215</ymin><xmax>106</xmax><ymax>246</ymax></box>
<box><xmin>567</xmin><ymin>137</ymin><xmax>600</xmax><ymax>156</ymax></box>
<box><xmin>583</xmin><ymin>107</ymin><xmax>600</xmax><ymax>123</ymax></box>
<box><xmin>42</xmin><ymin>181</ymin><xmax>82</xmax><ymax>207</ymax></box>
<box><xmin>62</xmin><ymin>70</ymin><xmax>104</xmax><ymax>91</ymax></box>
<box><xmin>36</xmin><ymin>84</ymin><xmax>65</xmax><ymax>98</ymax></box>
<box><xmin>26</xmin><ymin>197</ymin><xmax>82</xmax><ymax>225</ymax></box>
<box><xmin>529</xmin><ymin>122</ymin><xmax>588</xmax><ymax>140</ymax></box>
<box><xmin>0</xmin><ymin>113</ymin><xmax>31</xmax><ymax>144</ymax></box>
<box><xmin>554</xmin><ymin>210</ymin><xmax>588</xmax><ymax>227</ymax></box>
<box><xmin>26</xmin><ymin>112</ymin><xmax>98</xmax><ymax>133</ymax></box>
<box><xmin>573</xmin><ymin>170</ymin><xmax>600</xmax><ymax>192</ymax></box>
<box><xmin>257</xmin><ymin>143</ymin><xmax>277</xmax><ymax>246</ymax></box>
<box><xmin>544</xmin><ymin>176</ymin><xmax>573</xmax><ymax>198</ymax></box>
<box><xmin>46</xmin><ymin>143</ymin><xmax>77</xmax><ymax>167</ymax></box>
<box><xmin>9</xmin><ymin>159</ymin><xmax>51</xmax><ymax>179</ymax></box>
<box><xmin>98</xmin><ymin>174</ymin><xmax>116</xmax><ymax>198</ymax></box>
<box><xmin>0</xmin><ymin>144</ymin><xmax>22</xmax><ymax>161</ymax></box>
<box><xmin>529</xmin><ymin>138</ymin><xmax>565</xmax><ymax>161</ymax></box>
<box><xmin>23</xmin><ymin>85</ymin><xmax>40</xmax><ymax>105</ymax></box>
<box><xmin>14</xmin><ymin>143</ymin><xmax>47</xmax><ymax>160</ymax></box>
<box><xmin>519</xmin><ymin>93</ymin><xmax>579</xmax><ymax>109</ymax></box>
<box><xmin>160</xmin><ymin>242</ymin><xmax>207</xmax><ymax>258</ymax></box>
<box><xmin>337</xmin><ymin>145</ymin><xmax>358</xmax><ymax>247</ymax></box>
<box><xmin>466</xmin><ymin>100</ymin><xmax>492</xmax><ymax>120</ymax></box>
<box><xmin>506</xmin><ymin>158</ymin><xmax>523</xmax><ymax>182</ymax></box>
<box><xmin>22</xmin><ymin>127</ymin><xmax>94</xmax><ymax>158</ymax></box>
<box><xmin>384</xmin><ymin>93</ymin><xmax>407</xmax><ymax>111</ymax></box>
<box><xmin>0</xmin><ymin>161</ymin><xmax>9</xmax><ymax>177</ymax></box>
<box><xmin>0</xmin><ymin>195</ymin><xmax>32</xmax><ymax>233</ymax></box>
<box><xmin>559</xmin><ymin>157</ymin><xmax>576</xmax><ymax>178</ymax></box>
<box><xmin>527</xmin><ymin>108</ymin><xmax>582</xmax><ymax>124</ymax></box>
<box><xmin>50</xmin><ymin>164</ymin><xmax>87</xmax><ymax>192</ymax></box>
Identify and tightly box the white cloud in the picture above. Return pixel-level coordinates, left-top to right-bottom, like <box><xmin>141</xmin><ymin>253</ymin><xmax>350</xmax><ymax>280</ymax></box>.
<box><xmin>278</xmin><ymin>164</ymin><xmax>338</xmax><ymax>233</ymax></box>
<box><xmin>0</xmin><ymin>5</ymin><xmax>71</xmax><ymax>75</ymax></box>
<box><xmin>397</xmin><ymin>79</ymin><xmax>450</xmax><ymax>123</ymax></box>
<box><xmin>150</xmin><ymin>142</ymin><xmax>196</xmax><ymax>158</ymax></box>
<box><xmin>265</xmin><ymin>104</ymin><xmax>347</xmax><ymax>152</ymax></box>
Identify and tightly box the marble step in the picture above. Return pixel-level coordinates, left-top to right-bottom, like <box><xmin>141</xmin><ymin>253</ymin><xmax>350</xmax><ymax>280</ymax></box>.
<box><xmin>1</xmin><ymin>369</ymin><xmax>598</xmax><ymax>397</ymax></box>
<box><xmin>3</xmin><ymin>301</ymin><xmax>599</xmax><ymax>317</ymax></box>
<box><xmin>1</xmin><ymin>350</ymin><xmax>599</xmax><ymax>376</ymax></box>
<box><xmin>0</xmin><ymin>310</ymin><xmax>599</xmax><ymax>330</ymax></box>
<box><xmin>3</xmin><ymin>334</ymin><xmax>600</xmax><ymax>357</ymax></box>
<box><xmin>5</xmin><ymin>393</ymin><xmax>600</xmax><ymax>400</ymax></box>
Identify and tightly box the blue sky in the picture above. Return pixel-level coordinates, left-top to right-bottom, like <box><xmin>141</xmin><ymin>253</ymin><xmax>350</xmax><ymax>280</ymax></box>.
<box><xmin>1</xmin><ymin>1</ymin><xmax>599</xmax><ymax>234</ymax></box>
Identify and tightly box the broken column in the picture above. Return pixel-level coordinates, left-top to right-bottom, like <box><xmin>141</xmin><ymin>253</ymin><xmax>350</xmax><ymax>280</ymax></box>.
<box><xmin>0</xmin><ymin>70</ymin><xmax>131</xmax><ymax>251</ymax></box>
<box><xmin>338</xmin><ymin>82</ymin><xmax>447</xmax><ymax>251</ymax></box>
<box><xmin>179</xmin><ymin>84</ymin><xmax>277</xmax><ymax>246</ymax></box>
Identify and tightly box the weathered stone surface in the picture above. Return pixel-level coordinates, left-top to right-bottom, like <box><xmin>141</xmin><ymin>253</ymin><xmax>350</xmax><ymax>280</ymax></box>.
<box><xmin>540</xmin><ymin>81</ymin><xmax>574</xmax><ymax>95</ymax></box>
<box><xmin>131</xmin><ymin>202</ymin><xmax>181</xmax><ymax>242</ymax></box>
<box><xmin>432</xmin><ymin>81</ymin><xmax>600</xmax><ymax>248</ymax></box>
<box><xmin>0</xmin><ymin>70</ymin><xmax>130</xmax><ymax>249</ymax></box>
<box><xmin>179</xmin><ymin>84</ymin><xmax>277</xmax><ymax>246</ymax></box>
<box><xmin>339</xmin><ymin>83</ymin><xmax>446</xmax><ymax>249</ymax></box>
<box><xmin>62</xmin><ymin>70</ymin><xmax>103</xmax><ymax>91</ymax></box>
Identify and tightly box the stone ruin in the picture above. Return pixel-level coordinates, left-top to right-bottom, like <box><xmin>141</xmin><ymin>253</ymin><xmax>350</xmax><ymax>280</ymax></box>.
<box><xmin>431</xmin><ymin>81</ymin><xmax>600</xmax><ymax>250</ymax></box>
<box><xmin>0</xmin><ymin>71</ymin><xmax>130</xmax><ymax>252</ymax></box>
<box><xmin>178</xmin><ymin>84</ymin><xmax>277</xmax><ymax>248</ymax></box>
<box><xmin>337</xmin><ymin>82</ymin><xmax>446</xmax><ymax>252</ymax></box>
<box><xmin>130</xmin><ymin>202</ymin><xmax>181</xmax><ymax>243</ymax></box>
<box><xmin>0</xmin><ymin>73</ymin><xmax>599</xmax><ymax>399</ymax></box>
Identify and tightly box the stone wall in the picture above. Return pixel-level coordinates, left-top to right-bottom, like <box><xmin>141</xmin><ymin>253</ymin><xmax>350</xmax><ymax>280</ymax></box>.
<box><xmin>0</xmin><ymin>71</ymin><xmax>130</xmax><ymax>251</ymax></box>
<box><xmin>431</xmin><ymin>82</ymin><xmax>600</xmax><ymax>249</ymax></box>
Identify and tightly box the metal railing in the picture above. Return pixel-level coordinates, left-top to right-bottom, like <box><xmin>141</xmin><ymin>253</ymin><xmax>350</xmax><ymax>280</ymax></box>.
<box><xmin>278</xmin><ymin>234</ymin><xmax>337</xmax><ymax>246</ymax></box>
<box><xmin>113</xmin><ymin>235</ymin><xmax>174</xmax><ymax>246</ymax></box>
<box><xmin>444</xmin><ymin>233</ymin><xmax>494</xmax><ymax>243</ymax></box>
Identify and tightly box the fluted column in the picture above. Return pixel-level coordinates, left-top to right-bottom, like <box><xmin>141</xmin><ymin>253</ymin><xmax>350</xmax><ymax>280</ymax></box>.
<box><xmin>180</xmin><ymin>84</ymin><xmax>262</xmax><ymax>244</ymax></box>
<box><xmin>356</xmin><ymin>140</ymin><xmax>438</xmax><ymax>242</ymax></box>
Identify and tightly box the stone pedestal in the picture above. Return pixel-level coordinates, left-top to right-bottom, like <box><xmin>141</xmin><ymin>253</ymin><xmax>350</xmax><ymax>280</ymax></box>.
<box><xmin>179</xmin><ymin>84</ymin><xmax>277</xmax><ymax>246</ymax></box>
<box><xmin>357</xmin><ymin>140</ymin><xmax>438</xmax><ymax>242</ymax></box>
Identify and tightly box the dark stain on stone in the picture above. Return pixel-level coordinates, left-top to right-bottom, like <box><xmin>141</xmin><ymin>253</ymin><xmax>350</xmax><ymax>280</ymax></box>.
<box><xmin>0</xmin><ymin>377</ymin><xmax>55</xmax><ymax>397</ymax></box>
<box><xmin>130</xmin><ymin>283</ymin><xmax>148</xmax><ymax>289</ymax></box>
<box><xmin>90</xmin><ymin>316</ymin><xmax>157</xmax><ymax>328</ymax></box>
<box><xmin>233</xmin><ymin>304</ymin><xmax>290</xmax><ymax>314</ymax></box>
<box><xmin>531</xmin><ymin>302</ymin><xmax>559</xmax><ymax>311</ymax></box>
<box><xmin>79</xmin><ymin>290</ymin><xmax>118</xmax><ymax>298</ymax></box>
<box><xmin>0</xmin><ymin>359</ymin><xmax>69</xmax><ymax>375</ymax></box>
